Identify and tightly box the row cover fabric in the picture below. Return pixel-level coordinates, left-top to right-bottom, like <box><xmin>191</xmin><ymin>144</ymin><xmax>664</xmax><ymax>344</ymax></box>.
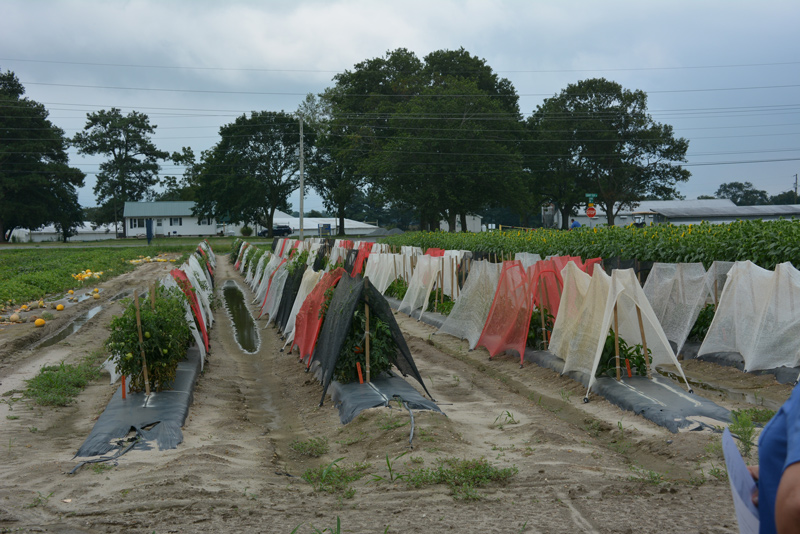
<box><xmin>699</xmin><ymin>261</ymin><xmax>800</xmax><ymax>372</ymax></box>
<box><xmin>642</xmin><ymin>261</ymin><xmax>733</xmax><ymax>355</ymax></box>
<box><xmin>293</xmin><ymin>267</ymin><xmax>347</xmax><ymax>365</ymax></box>
<box><xmin>549</xmin><ymin>263</ymin><xmax>689</xmax><ymax>399</ymax></box>
<box><xmin>438</xmin><ymin>260</ymin><xmax>501</xmax><ymax>350</ymax></box>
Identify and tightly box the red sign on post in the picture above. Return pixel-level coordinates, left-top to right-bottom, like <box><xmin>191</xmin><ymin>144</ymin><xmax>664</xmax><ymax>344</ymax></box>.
<box><xmin>586</xmin><ymin>206</ymin><xmax>596</xmax><ymax>218</ymax></box>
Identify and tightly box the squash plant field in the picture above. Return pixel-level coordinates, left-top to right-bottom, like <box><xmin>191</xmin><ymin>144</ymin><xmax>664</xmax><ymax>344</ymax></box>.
<box><xmin>0</xmin><ymin>246</ymin><xmax>193</xmax><ymax>304</ymax></box>
<box><xmin>382</xmin><ymin>219</ymin><xmax>800</xmax><ymax>269</ymax></box>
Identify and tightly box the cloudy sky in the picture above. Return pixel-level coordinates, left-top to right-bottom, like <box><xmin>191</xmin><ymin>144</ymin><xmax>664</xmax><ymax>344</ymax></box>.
<box><xmin>3</xmin><ymin>0</ymin><xmax>799</xmax><ymax>211</ymax></box>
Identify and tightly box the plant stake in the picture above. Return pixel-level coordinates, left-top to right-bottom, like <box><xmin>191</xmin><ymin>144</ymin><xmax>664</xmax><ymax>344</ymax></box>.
<box><xmin>133</xmin><ymin>292</ymin><xmax>151</xmax><ymax>396</ymax></box>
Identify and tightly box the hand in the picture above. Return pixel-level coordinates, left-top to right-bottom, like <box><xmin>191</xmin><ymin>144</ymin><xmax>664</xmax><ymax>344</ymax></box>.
<box><xmin>747</xmin><ymin>465</ymin><xmax>759</xmax><ymax>508</ymax></box>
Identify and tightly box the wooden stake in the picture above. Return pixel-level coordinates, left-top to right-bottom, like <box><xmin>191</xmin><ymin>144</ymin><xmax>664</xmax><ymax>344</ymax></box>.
<box><xmin>613</xmin><ymin>303</ymin><xmax>621</xmax><ymax>381</ymax></box>
<box><xmin>365</xmin><ymin>302</ymin><xmax>371</xmax><ymax>383</ymax></box>
<box><xmin>133</xmin><ymin>292</ymin><xmax>151</xmax><ymax>396</ymax></box>
<box><xmin>538</xmin><ymin>280</ymin><xmax>547</xmax><ymax>350</ymax></box>
<box><xmin>636</xmin><ymin>305</ymin><xmax>651</xmax><ymax>379</ymax></box>
<box><xmin>714</xmin><ymin>279</ymin><xmax>719</xmax><ymax>306</ymax></box>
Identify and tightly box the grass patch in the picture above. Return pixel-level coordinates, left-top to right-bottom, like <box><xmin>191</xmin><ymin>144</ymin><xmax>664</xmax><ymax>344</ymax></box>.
<box><xmin>290</xmin><ymin>437</ymin><xmax>329</xmax><ymax>458</ymax></box>
<box><xmin>405</xmin><ymin>457</ymin><xmax>518</xmax><ymax>500</ymax></box>
<box><xmin>24</xmin><ymin>357</ymin><xmax>101</xmax><ymax>406</ymax></box>
<box><xmin>302</xmin><ymin>458</ymin><xmax>370</xmax><ymax>497</ymax></box>
<box><xmin>735</xmin><ymin>407</ymin><xmax>776</xmax><ymax>425</ymax></box>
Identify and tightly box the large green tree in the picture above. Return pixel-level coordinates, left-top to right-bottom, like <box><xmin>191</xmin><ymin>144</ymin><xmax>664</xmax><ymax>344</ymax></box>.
<box><xmin>715</xmin><ymin>181</ymin><xmax>770</xmax><ymax>206</ymax></box>
<box><xmin>191</xmin><ymin>111</ymin><xmax>311</xmax><ymax>237</ymax></box>
<box><xmin>72</xmin><ymin>108</ymin><xmax>168</xmax><ymax>237</ymax></box>
<box><xmin>323</xmin><ymin>48</ymin><xmax>523</xmax><ymax>231</ymax></box>
<box><xmin>529</xmin><ymin>78</ymin><xmax>690</xmax><ymax>227</ymax></box>
<box><xmin>0</xmin><ymin>70</ymin><xmax>85</xmax><ymax>242</ymax></box>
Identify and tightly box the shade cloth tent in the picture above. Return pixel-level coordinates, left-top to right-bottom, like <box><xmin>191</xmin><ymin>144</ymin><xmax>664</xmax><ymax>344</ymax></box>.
<box><xmin>514</xmin><ymin>252</ymin><xmax>541</xmax><ymax>271</ymax></box>
<box><xmin>642</xmin><ymin>263</ymin><xmax>709</xmax><ymax>355</ymax></box>
<box><xmin>262</xmin><ymin>264</ymin><xmax>290</xmax><ymax>324</ymax></box>
<box><xmin>293</xmin><ymin>267</ymin><xmax>347</xmax><ymax>366</ymax></box>
<box><xmin>312</xmin><ymin>275</ymin><xmax>433</xmax><ymax>406</ymax></box>
<box><xmin>549</xmin><ymin>263</ymin><xmax>690</xmax><ymax>400</ymax></box>
<box><xmin>698</xmin><ymin>261</ymin><xmax>800</xmax><ymax>372</ymax></box>
<box><xmin>273</xmin><ymin>262</ymin><xmax>308</xmax><ymax>332</ymax></box>
<box><xmin>282</xmin><ymin>269</ymin><xmax>324</xmax><ymax>350</ymax></box>
<box><xmin>705</xmin><ymin>261</ymin><xmax>735</xmax><ymax>305</ymax></box>
<box><xmin>475</xmin><ymin>260</ymin><xmax>533</xmax><ymax>364</ymax></box>
<box><xmin>363</xmin><ymin>253</ymin><xmax>406</xmax><ymax>294</ymax></box>
<box><xmin>398</xmin><ymin>254</ymin><xmax>442</xmax><ymax>321</ymax></box>
<box><xmin>437</xmin><ymin>260</ymin><xmax>501</xmax><ymax>350</ymax></box>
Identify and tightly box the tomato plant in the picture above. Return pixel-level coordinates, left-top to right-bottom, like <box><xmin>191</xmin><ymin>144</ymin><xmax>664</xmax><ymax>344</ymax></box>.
<box><xmin>105</xmin><ymin>285</ymin><xmax>193</xmax><ymax>392</ymax></box>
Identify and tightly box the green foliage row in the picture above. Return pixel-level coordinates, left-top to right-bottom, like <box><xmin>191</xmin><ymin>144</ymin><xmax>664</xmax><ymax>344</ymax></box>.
<box><xmin>105</xmin><ymin>285</ymin><xmax>193</xmax><ymax>392</ymax></box>
<box><xmin>382</xmin><ymin>219</ymin><xmax>800</xmax><ymax>269</ymax></box>
<box><xmin>24</xmin><ymin>356</ymin><xmax>102</xmax><ymax>406</ymax></box>
<box><xmin>0</xmin><ymin>245</ymin><xmax>192</xmax><ymax>304</ymax></box>
<box><xmin>596</xmin><ymin>331</ymin><xmax>650</xmax><ymax>378</ymax></box>
<box><xmin>334</xmin><ymin>309</ymin><xmax>395</xmax><ymax>384</ymax></box>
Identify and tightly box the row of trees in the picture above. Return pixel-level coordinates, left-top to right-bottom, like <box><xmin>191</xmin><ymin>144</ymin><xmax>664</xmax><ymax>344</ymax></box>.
<box><xmin>1</xmin><ymin>50</ymin><xmax>696</xmax><ymax>241</ymax></box>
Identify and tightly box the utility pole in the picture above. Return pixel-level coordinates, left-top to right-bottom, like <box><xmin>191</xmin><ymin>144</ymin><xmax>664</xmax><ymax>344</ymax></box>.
<box><xmin>299</xmin><ymin>116</ymin><xmax>304</xmax><ymax>240</ymax></box>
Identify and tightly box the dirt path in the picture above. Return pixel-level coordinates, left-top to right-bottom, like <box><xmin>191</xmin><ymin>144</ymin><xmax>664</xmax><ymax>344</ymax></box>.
<box><xmin>0</xmin><ymin>253</ymin><xmax>785</xmax><ymax>533</ymax></box>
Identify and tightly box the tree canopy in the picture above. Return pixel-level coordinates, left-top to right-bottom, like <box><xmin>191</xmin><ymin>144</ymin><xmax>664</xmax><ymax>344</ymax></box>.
<box><xmin>72</xmin><ymin>108</ymin><xmax>168</xmax><ymax>236</ymax></box>
<box><xmin>527</xmin><ymin>78</ymin><xmax>690</xmax><ymax>227</ymax></box>
<box><xmin>190</xmin><ymin>111</ymin><xmax>311</xmax><ymax>237</ymax></box>
<box><xmin>0</xmin><ymin>70</ymin><xmax>85</xmax><ymax>242</ymax></box>
<box><xmin>715</xmin><ymin>181</ymin><xmax>770</xmax><ymax>206</ymax></box>
<box><xmin>321</xmin><ymin>47</ymin><xmax>524</xmax><ymax>231</ymax></box>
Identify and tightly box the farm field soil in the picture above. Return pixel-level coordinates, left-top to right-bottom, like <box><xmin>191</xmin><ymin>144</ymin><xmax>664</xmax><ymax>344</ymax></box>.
<box><xmin>0</xmin><ymin>255</ymin><xmax>792</xmax><ymax>533</ymax></box>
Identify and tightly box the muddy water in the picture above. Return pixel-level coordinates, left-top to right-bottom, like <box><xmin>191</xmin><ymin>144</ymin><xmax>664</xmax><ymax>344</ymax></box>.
<box><xmin>33</xmin><ymin>305</ymin><xmax>103</xmax><ymax>350</ymax></box>
<box><xmin>222</xmin><ymin>280</ymin><xmax>259</xmax><ymax>353</ymax></box>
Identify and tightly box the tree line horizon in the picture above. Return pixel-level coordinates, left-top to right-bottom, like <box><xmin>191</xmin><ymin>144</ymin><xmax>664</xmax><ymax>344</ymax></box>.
<box><xmin>1</xmin><ymin>48</ymin><xmax>793</xmax><ymax>242</ymax></box>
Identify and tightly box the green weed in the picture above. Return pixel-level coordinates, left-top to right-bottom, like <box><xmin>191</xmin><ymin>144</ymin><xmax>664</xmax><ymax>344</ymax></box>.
<box><xmin>405</xmin><ymin>457</ymin><xmax>518</xmax><ymax>500</ymax></box>
<box><xmin>302</xmin><ymin>458</ymin><xmax>369</xmax><ymax>497</ymax></box>
<box><xmin>290</xmin><ymin>437</ymin><xmax>329</xmax><ymax>458</ymax></box>
<box><xmin>730</xmin><ymin>410</ymin><xmax>757</xmax><ymax>458</ymax></box>
<box><xmin>24</xmin><ymin>357</ymin><xmax>101</xmax><ymax>406</ymax></box>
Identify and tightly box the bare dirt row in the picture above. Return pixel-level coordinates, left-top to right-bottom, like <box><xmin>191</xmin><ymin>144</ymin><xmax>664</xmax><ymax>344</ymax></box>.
<box><xmin>0</xmin><ymin>254</ymin><xmax>789</xmax><ymax>533</ymax></box>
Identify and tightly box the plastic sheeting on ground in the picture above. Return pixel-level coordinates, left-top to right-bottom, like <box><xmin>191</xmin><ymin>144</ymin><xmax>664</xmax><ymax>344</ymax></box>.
<box><xmin>76</xmin><ymin>347</ymin><xmax>202</xmax><ymax>457</ymax></box>
<box><xmin>699</xmin><ymin>261</ymin><xmax>800</xmax><ymax>372</ymax></box>
<box><xmin>329</xmin><ymin>372</ymin><xmax>443</xmax><ymax>424</ymax></box>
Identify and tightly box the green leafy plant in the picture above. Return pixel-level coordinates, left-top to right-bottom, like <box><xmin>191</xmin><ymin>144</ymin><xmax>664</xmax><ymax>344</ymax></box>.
<box><xmin>24</xmin><ymin>356</ymin><xmax>101</xmax><ymax>406</ymax></box>
<box><xmin>290</xmin><ymin>437</ymin><xmax>329</xmax><ymax>457</ymax></box>
<box><xmin>384</xmin><ymin>278</ymin><xmax>409</xmax><ymax>300</ymax></box>
<box><xmin>372</xmin><ymin>452</ymin><xmax>408</xmax><ymax>483</ymax></box>
<box><xmin>688</xmin><ymin>303</ymin><xmax>716</xmax><ymax>342</ymax></box>
<box><xmin>493</xmin><ymin>410</ymin><xmax>519</xmax><ymax>428</ymax></box>
<box><xmin>405</xmin><ymin>457</ymin><xmax>518</xmax><ymax>500</ymax></box>
<box><xmin>527</xmin><ymin>306</ymin><xmax>554</xmax><ymax>349</ymax></box>
<box><xmin>105</xmin><ymin>285</ymin><xmax>193</xmax><ymax>392</ymax></box>
<box><xmin>596</xmin><ymin>330</ymin><xmax>650</xmax><ymax>378</ymax></box>
<box><xmin>730</xmin><ymin>409</ymin><xmax>757</xmax><ymax>458</ymax></box>
<box><xmin>302</xmin><ymin>458</ymin><xmax>369</xmax><ymax>496</ymax></box>
<box><xmin>333</xmin><ymin>309</ymin><xmax>396</xmax><ymax>384</ymax></box>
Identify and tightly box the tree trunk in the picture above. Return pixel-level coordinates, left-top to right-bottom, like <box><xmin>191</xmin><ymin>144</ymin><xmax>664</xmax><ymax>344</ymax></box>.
<box><xmin>447</xmin><ymin>211</ymin><xmax>457</xmax><ymax>233</ymax></box>
<box><xmin>558</xmin><ymin>205</ymin><xmax>572</xmax><ymax>230</ymax></box>
<box><xmin>267</xmin><ymin>207</ymin><xmax>275</xmax><ymax>237</ymax></box>
<box><xmin>0</xmin><ymin>222</ymin><xmax>6</xmax><ymax>243</ymax></box>
<box><xmin>460</xmin><ymin>213</ymin><xmax>468</xmax><ymax>233</ymax></box>
<box><xmin>336</xmin><ymin>204</ymin><xmax>346</xmax><ymax>236</ymax></box>
<box><xmin>603</xmin><ymin>202</ymin><xmax>616</xmax><ymax>226</ymax></box>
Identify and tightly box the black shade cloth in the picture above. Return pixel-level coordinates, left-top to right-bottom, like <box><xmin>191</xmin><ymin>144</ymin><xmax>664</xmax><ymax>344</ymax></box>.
<box><xmin>313</xmin><ymin>275</ymin><xmax>433</xmax><ymax>406</ymax></box>
<box><xmin>275</xmin><ymin>263</ymin><xmax>307</xmax><ymax>332</ymax></box>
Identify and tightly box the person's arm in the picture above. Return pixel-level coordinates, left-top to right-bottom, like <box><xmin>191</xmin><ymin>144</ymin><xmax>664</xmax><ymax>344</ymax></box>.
<box><xmin>776</xmin><ymin>462</ymin><xmax>800</xmax><ymax>533</ymax></box>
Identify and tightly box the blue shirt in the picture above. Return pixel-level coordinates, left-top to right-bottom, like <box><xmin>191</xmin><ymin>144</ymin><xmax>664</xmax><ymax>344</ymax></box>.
<box><xmin>570</xmin><ymin>220</ymin><xmax>581</xmax><ymax>229</ymax></box>
<box><xmin>758</xmin><ymin>384</ymin><xmax>800</xmax><ymax>534</ymax></box>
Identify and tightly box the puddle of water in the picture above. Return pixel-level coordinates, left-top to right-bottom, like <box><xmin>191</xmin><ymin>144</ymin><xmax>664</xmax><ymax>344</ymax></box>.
<box><xmin>657</xmin><ymin>369</ymin><xmax>783</xmax><ymax>410</ymax></box>
<box><xmin>33</xmin><ymin>306</ymin><xmax>103</xmax><ymax>349</ymax></box>
<box><xmin>222</xmin><ymin>280</ymin><xmax>260</xmax><ymax>354</ymax></box>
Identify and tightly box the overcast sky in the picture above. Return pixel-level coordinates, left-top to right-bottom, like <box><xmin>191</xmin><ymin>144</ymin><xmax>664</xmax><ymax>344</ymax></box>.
<box><xmin>3</xmin><ymin>0</ymin><xmax>799</xmax><ymax>212</ymax></box>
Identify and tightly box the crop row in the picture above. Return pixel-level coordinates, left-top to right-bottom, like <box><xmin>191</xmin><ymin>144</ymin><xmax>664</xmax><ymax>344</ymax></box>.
<box><xmin>381</xmin><ymin>219</ymin><xmax>800</xmax><ymax>269</ymax></box>
<box><xmin>0</xmin><ymin>246</ymin><xmax>192</xmax><ymax>304</ymax></box>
